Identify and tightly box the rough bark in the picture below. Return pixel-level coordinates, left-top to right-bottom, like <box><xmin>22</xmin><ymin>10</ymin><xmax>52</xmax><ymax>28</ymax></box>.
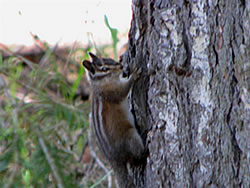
<box><xmin>123</xmin><ymin>0</ymin><xmax>250</xmax><ymax>187</ymax></box>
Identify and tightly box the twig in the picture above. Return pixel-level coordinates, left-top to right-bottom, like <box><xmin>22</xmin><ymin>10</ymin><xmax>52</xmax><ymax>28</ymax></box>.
<box><xmin>0</xmin><ymin>42</ymin><xmax>79</xmax><ymax>69</ymax></box>
<box><xmin>90</xmin><ymin>170</ymin><xmax>113</xmax><ymax>188</ymax></box>
<box><xmin>35</xmin><ymin>129</ymin><xmax>64</xmax><ymax>188</ymax></box>
<box><xmin>0</xmin><ymin>43</ymin><xmax>35</xmax><ymax>69</ymax></box>
<box><xmin>64</xmin><ymin>41</ymin><xmax>77</xmax><ymax>72</ymax></box>
<box><xmin>0</xmin><ymin>70</ymin><xmax>84</xmax><ymax>114</ymax></box>
<box><xmin>40</xmin><ymin>43</ymin><xmax>59</xmax><ymax>67</ymax></box>
<box><xmin>30</xmin><ymin>32</ymin><xmax>47</xmax><ymax>50</ymax></box>
<box><xmin>88</xmin><ymin>32</ymin><xmax>98</xmax><ymax>54</ymax></box>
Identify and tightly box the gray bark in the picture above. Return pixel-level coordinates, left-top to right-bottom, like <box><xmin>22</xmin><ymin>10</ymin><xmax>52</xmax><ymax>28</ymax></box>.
<box><xmin>124</xmin><ymin>0</ymin><xmax>250</xmax><ymax>187</ymax></box>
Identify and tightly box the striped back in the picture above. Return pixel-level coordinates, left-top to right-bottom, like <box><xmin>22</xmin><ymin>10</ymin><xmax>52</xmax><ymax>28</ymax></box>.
<box><xmin>91</xmin><ymin>97</ymin><xmax>114</xmax><ymax>160</ymax></box>
<box><xmin>82</xmin><ymin>52</ymin><xmax>124</xmax><ymax>160</ymax></box>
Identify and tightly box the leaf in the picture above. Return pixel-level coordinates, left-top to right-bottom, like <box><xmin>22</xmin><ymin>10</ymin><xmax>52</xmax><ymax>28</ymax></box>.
<box><xmin>0</xmin><ymin>54</ymin><xmax>2</xmax><ymax>66</ymax></box>
<box><xmin>70</xmin><ymin>65</ymin><xmax>85</xmax><ymax>100</ymax></box>
<box><xmin>0</xmin><ymin>161</ymin><xmax>8</xmax><ymax>173</ymax></box>
<box><xmin>104</xmin><ymin>15</ymin><xmax>119</xmax><ymax>60</ymax></box>
<box><xmin>22</xmin><ymin>170</ymin><xmax>31</xmax><ymax>186</ymax></box>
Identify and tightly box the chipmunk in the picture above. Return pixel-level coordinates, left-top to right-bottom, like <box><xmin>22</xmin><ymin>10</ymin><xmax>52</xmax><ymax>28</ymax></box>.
<box><xmin>82</xmin><ymin>52</ymin><xmax>144</xmax><ymax>188</ymax></box>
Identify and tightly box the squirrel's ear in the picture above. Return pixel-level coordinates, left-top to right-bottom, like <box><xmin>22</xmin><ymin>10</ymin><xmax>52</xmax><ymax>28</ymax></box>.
<box><xmin>82</xmin><ymin>60</ymin><xmax>95</xmax><ymax>74</ymax></box>
<box><xmin>89</xmin><ymin>52</ymin><xmax>103</xmax><ymax>66</ymax></box>
<box><xmin>89</xmin><ymin>52</ymin><xmax>98</xmax><ymax>60</ymax></box>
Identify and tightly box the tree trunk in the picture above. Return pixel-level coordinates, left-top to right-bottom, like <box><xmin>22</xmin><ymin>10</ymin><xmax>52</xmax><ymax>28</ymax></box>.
<box><xmin>123</xmin><ymin>0</ymin><xmax>250</xmax><ymax>187</ymax></box>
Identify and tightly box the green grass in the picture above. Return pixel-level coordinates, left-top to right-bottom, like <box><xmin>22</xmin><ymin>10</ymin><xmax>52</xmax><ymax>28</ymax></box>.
<box><xmin>0</xmin><ymin>46</ymin><xmax>89</xmax><ymax>188</ymax></box>
<box><xmin>0</xmin><ymin>15</ymin><xmax>123</xmax><ymax>187</ymax></box>
<box><xmin>104</xmin><ymin>15</ymin><xmax>119</xmax><ymax>60</ymax></box>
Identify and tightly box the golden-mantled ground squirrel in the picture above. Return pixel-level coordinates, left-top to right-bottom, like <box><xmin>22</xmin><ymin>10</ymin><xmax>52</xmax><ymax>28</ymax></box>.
<box><xmin>82</xmin><ymin>52</ymin><xmax>144</xmax><ymax>188</ymax></box>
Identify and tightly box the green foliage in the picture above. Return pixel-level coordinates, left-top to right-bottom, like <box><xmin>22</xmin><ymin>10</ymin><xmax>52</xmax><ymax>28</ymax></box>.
<box><xmin>69</xmin><ymin>48</ymin><xmax>91</xmax><ymax>100</ymax></box>
<box><xmin>104</xmin><ymin>15</ymin><xmax>119</xmax><ymax>60</ymax></box>
<box><xmin>0</xmin><ymin>54</ymin><xmax>2</xmax><ymax>65</ymax></box>
<box><xmin>0</xmin><ymin>47</ymin><xmax>90</xmax><ymax>188</ymax></box>
<box><xmin>0</xmin><ymin>15</ymin><xmax>123</xmax><ymax>187</ymax></box>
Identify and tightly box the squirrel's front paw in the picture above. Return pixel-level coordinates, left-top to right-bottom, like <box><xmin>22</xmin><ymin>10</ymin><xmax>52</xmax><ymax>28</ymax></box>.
<box><xmin>133</xmin><ymin>67</ymin><xmax>142</xmax><ymax>80</ymax></box>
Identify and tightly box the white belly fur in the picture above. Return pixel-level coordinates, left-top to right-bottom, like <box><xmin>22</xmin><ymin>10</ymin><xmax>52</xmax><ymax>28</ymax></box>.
<box><xmin>121</xmin><ymin>97</ymin><xmax>135</xmax><ymax>128</ymax></box>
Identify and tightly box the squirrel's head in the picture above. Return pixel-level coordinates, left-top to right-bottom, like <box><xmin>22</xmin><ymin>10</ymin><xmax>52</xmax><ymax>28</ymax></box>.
<box><xmin>82</xmin><ymin>52</ymin><xmax>128</xmax><ymax>86</ymax></box>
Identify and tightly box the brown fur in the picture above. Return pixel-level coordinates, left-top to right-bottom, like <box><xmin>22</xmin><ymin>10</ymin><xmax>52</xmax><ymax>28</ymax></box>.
<box><xmin>83</xmin><ymin>53</ymin><xmax>144</xmax><ymax>188</ymax></box>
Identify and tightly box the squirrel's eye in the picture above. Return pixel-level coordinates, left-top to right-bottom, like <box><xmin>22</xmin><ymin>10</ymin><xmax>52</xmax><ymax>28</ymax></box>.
<box><xmin>122</xmin><ymin>71</ymin><xmax>129</xmax><ymax>78</ymax></box>
<box><xmin>101</xmin><ymin>67</ymin><xmax>109</xmax><ymax>72</ymax></box>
